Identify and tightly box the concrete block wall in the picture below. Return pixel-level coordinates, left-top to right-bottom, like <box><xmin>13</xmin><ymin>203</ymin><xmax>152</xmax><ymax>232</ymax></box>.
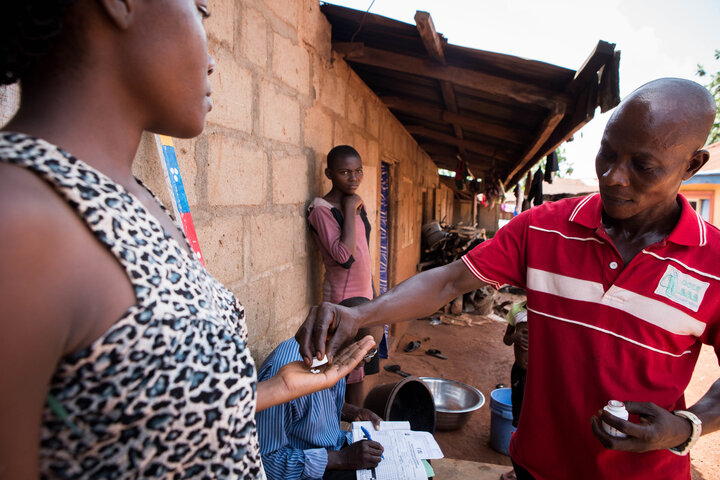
<box><xmin>0</xmin><ymin>0</ymin><xmax>442</xmax><ymax>362</ymax></box>
<box><xmin>0</xmin><ymin>84</ymin><xmax>19</xmax><ymax>128</ymax></box>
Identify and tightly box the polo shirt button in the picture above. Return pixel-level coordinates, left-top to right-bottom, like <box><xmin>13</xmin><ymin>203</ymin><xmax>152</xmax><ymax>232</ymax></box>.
<box><xmin>609</xmin><ymin>261</ymin><xmax>618</xmax><ymax>270</ymax></box>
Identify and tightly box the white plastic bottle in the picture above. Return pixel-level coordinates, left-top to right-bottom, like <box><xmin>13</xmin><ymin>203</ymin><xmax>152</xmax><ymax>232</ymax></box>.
<box><xmin>602</xmin><ymin>400</ymin><xmax>629</xmax><ymax>438</ymax></box>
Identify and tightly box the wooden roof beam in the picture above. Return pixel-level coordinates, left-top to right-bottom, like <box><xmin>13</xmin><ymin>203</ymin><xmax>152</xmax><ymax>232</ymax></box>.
<box><xmin>503</xmin><ymin>103</ymin><xmax>566</xmax><ymax>185</ymax></box>
<box><xmin>566</xmin><ymin>40</ymin><xmax>616</xmax><ymax>95</ymax></box>
<box><xmin>383</xmin><ymin>96</ymin><xmax>527</xmax><ymax>144</ymax></box>
<box><xmin>414</xmin><ymin>12</ymin><xmax>469</xmax><ymax>159</ymax></box>
<box><xmin>407</xmin><ymin>125</ymin><xmax>513</xmax><ymax>163</ymax></box>
<box><xmin>439</xmin><ymin>81</ymin><xmax>466</xmax><ymax>146</ymax></box>
<box><xmin>334</xmin><ymin>42</ymin><xmax>570</xmax><ymax>110</ymax></box>
<box><xmin>504</xmin><ymin>42</ymin><xmax>619</xmax><ymax>186</ymax></box>
<box><xmin>414</xmin><ymin>11</ymin><xmax>446</xmax><ymax>64</ymax></box>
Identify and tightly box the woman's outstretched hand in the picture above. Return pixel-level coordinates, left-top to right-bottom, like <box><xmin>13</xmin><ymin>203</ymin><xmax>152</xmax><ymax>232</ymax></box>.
<box><xmin>256</xmin><ymin>335</ymin><xmax>375</xmax><ymax>412</ymax></box>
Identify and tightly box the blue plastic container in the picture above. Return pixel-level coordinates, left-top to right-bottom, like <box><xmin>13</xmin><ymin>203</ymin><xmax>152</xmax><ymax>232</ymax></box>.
<box><xmin>489</xmin><ymin>388</ymin><xmax>516</xmax><ymax>455</ymax></box>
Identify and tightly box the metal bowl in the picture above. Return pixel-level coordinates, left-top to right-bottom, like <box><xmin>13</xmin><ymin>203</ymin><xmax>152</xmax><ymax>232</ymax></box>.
<box><xmin>420</xmin><ymin>377</ymin><xmax>485</xmax><ymax>431</ymax></box>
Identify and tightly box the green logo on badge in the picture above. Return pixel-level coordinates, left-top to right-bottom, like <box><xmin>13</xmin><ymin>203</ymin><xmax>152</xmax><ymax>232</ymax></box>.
<box><xmin>654</xmin><ymin>265</ymin><xmax>708</xmax><ymax>312</ymax></box>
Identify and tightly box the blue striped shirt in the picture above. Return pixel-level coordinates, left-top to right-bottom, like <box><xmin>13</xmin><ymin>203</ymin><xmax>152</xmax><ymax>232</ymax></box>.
<box><xmin>257</xmin><ymin>339</ymin><xmax>350</xmax><ymax>480</ymax></box>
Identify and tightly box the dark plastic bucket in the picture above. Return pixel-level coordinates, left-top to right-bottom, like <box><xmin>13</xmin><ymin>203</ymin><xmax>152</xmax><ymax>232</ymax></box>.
<box><xmin>489</xmin><ymin>387</ymin><xmax>516</xmax><ymax>455</ymax></box>
<box><xmin>363</xmin><ymin>376</ymin><xmax>436</xmax><ymax>433</ymax></box>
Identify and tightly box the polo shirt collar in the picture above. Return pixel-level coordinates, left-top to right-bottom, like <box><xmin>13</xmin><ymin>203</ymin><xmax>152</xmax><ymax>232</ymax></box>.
<box><xmin>568</xmin><ymin>193</ymin><xmax>602</xmax><ymax>229</ymax></box>
<box><xmin>667</xmin><ymin>194</ymin><xmax>707</xmax><ymax>246</ymax></box>
<box><xmin>568</xmin><ymin>192</ymin><xmax>706</xmax><ymax>247</ymax></box>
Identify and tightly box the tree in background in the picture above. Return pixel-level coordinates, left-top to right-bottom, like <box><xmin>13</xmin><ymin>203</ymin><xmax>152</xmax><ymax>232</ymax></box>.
<box><xmin>697</xmin><ymin>49</ymin><xmax>720</xmax><ymax>145</ymax></box>
<box><xmin>555</xmin><ymin>147</ymin><xmax>573</xmax><ymax>177</ymax></box>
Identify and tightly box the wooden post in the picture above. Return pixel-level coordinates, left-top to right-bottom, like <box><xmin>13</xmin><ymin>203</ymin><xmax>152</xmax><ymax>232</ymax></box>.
<box><xmin>472</xmin><ymin>190</ymin><xmax>478</xmax><ymax>227</ymax></box>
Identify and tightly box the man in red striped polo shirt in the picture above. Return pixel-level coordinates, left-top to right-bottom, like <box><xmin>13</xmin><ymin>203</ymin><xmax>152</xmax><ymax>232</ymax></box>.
<box><xmin>296</xmin><ymin>78</ymin><xmax>720</xmax><ymax>479</ymax></box>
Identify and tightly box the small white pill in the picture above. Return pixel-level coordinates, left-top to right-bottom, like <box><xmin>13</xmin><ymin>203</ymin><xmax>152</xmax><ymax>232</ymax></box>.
<box><xmin>310</xmin><ymin>368</ymin><xmax>321</xmax><ymax>374</ymax></box>
<box><xmin>311</xmin><ymin>355</ymin><xmax>329</xmax><ymax>368</ymax></box>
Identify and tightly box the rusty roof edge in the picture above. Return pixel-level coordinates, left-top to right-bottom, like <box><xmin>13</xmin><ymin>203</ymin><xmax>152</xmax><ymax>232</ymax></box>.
<box><xmin>503</xmin><ymin>41</ymin><xmax>620</xmax><ymax>188</ymax></box>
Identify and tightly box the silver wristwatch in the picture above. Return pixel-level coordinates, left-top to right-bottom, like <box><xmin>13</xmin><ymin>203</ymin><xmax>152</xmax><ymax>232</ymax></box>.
<box><xmin>668</xmin><ymin>410</ymin><xmax>702</xmax><ymax>456</ymax></box>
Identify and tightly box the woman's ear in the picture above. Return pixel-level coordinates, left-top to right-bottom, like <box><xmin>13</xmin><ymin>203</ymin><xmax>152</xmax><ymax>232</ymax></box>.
<box><xmin>683</xmin><ymin>149</ymin><xmax>710</xmax><ymax>181</ymax></box>
<box><xmin>96</xmin><ymin>0</ymin><xmax>134</xmax><ymax>29</ymax></box>
<box><xmin>324</xmin><ymin>167</ymin><xmax>331</xmax><ymax>180</ymax></box>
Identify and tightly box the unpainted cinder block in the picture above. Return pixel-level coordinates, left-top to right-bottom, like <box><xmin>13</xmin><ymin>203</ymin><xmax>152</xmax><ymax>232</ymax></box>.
<box><xmin>207</xmin><ymin>134</ymin><xmax>267</xmax><ymax>206</ymax></box>
<box><xmin>248</xmin><ymin>213</ymin><xmax>295</xmax><ymax>275</ymax></box>
<box><xmin>205</xmin><ymin>0</ymin><xmax>235</xmax><ymax>48</ymax></box>
<box><xmin>318</xmin><ymin>69</ymin><xmax>346</xmax><ymax>116</ymax></box>
<box><xmin>347</xmin><ymin>91</ymin><xmax>365</xmax><ymax>128</ymax></box>
<box><xmin>272</xmin><ymin>33</ymin><xmax>310</xmax><ymax>94</ymax></box>
<box><xmin>240</xmin><ymin>7</ymin><xmax>269</xmax><ymax>69</ymax></box>
<box><xmin>303</xmin><ymin>104</ymin><xmax>333</xmax><ymax>155</ymax></box>
<box><xmin>206</xmin><ymin>46</ymin><xmax>253</xmax><ymax>133</ymax></box>
<box><xmin>274</xmin><ymin>264</ymin><xmax>309</xmax><ymax>321</ymax></box>
<box><xmin>195</xmin><ymin>215</ymin><xmax>244</xmax><ymax>285</ymax></box>
<box><xmin>262</xmin><ymin>0</ymin><xmax>299</xmax><ymax>28</ymax></box>
<box><xmin>272</xmin><ymin>153</ymin><xmax>309</xmax><ymax>204</ymax></box>
<box><xmin>260</xmin><ymin>81</ymin><xmax>301</xmax><ymax>144</ymax></box>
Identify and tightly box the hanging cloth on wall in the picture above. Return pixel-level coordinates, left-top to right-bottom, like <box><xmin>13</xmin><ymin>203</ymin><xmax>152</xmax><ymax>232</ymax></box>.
<box><xmin>522</xmin><ymin>170</ymin><xmax>533</xmax><ymax>211</ymax></box>
<box><xmin>527</xmin><ymin>168</ymin><xmax>544</xmax><ymax>207</ymax></box>
<box><xmin>454</xmin><ymin>157</ymin><xmax>467</xmax><ymax>190</ymax></box>
<box><xmin>484</xmin><ymin>169</ymin><xmax>502</xmax><ymax>208</ymax></box>
<box><xmin>544</xmin><ymin>150</ymin><xmax>560</xmax><ymax>184</ymax></box>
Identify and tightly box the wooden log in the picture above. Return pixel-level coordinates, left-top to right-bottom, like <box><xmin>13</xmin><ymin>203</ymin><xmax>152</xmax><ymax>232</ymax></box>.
<box><xmin>406</xmin><ymin>125</ymin><xmax>513</xmax><ymax>163</ymax></box>
<box><xmin>599</xmin><ymin>50</ymin><xmax>621</xmax><ymax>113</ymax></box>
<box><xmin>333</xmin><ymin>42</ymin><xmax>570</xmax><ymax>110</ymax></box>
<box><xmin>414</xmin><ymin>11</ymin><xmax>446</xmax><ymax>64</ymax></box>
<box><xmin>506</xmin><ymin>80</ymin><xmax>599</xmax><ymax>187</ymax></box>
<box><xmin>503</xmin><ymin>102</ymin><xmax>566</xmax><ymax>185</ymax></box>
<box><xmin>566</xmin><ymin>40</ymin><xmax>616</xmax><ymax>95</ymax></box>
<box><xmin>383</xmin><ymin>96</ymin><xmax>527</xmax><ymax>144</ymax></box>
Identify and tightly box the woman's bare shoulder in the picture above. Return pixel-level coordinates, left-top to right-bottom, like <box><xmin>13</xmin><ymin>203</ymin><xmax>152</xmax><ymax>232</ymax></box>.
<box><xmin>0</xmin><ymin>163</ymin><xmax>134</xmax><ymax>354</ymax></box>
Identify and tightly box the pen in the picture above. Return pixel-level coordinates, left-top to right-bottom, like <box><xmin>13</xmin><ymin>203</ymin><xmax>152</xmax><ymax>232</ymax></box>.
<box><xmin>360</xmin><ymin>426</ymin><xmax>384</xmax><ymax>459</ymax></box>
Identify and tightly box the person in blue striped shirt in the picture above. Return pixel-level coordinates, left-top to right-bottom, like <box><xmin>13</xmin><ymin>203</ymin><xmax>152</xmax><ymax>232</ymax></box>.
<box><xmin>257</xmin><ymin>333</ymin><xmax>384</xmax><ymax>480</ymax></box>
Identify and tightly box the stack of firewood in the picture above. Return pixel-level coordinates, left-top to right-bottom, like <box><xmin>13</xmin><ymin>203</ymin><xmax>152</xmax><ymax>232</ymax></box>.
<box><xmin>418</xmin><ymin>221</ymin><xmax>489</xmax><ymax>314</ymax></box>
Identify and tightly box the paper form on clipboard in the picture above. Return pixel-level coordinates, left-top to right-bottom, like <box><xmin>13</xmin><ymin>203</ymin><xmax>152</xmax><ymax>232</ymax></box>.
<box><xmin>351</xmin><ymin>421</ymin><xmax>443</xmax><ymax>480</ymax></box>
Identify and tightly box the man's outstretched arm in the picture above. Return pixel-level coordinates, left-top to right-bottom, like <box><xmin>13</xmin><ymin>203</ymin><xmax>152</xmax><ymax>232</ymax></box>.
<box><xmin>296</xmin><ymin>259</ymin><xmax>486</xmax><ymax>364</ymax></box>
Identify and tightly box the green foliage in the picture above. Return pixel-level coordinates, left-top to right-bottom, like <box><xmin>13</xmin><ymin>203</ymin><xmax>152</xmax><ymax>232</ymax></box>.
<box><xmin>528</xmin><ymin>147</ymin><xmax>573</xmax><ymax>179</ymax></box>
<box><xmin>696</xmin><ymin>49</ymin><xmax>720</xmax><ymax>145</ymax></box>
<box><xmin>555</xmin><ymin>147</ymin><xmax>573</xmax><ymax>178</ymax></box>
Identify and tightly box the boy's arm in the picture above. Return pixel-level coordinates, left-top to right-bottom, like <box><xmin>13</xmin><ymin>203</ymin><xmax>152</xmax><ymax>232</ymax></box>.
<box><xmin>340</xmin><ymin>194</ymin><xmax>363</xmax><ymax>256</ymax></box>
<box><xmin>503</xmin><ymin>324</ymin><xmax>516</xmax><ymax>346</ymax></box>
<box><xmin>308</xmin><ymin>206</ymin><xmax>354</xmax><ymax>267</ymax></box>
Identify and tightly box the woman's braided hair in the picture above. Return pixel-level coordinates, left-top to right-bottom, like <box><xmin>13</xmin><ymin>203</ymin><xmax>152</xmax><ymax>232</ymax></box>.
<box><xmin>0</xmin><ymin>1</ymin><xmax>78</xmax><ymax>85</ymax></box>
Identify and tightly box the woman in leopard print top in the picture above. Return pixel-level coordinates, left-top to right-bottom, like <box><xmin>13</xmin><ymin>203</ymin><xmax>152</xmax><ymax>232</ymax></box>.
<box><xmin>0</xmin><ymin>1</ymin><xmax>373</xmax><ymax>478</ymax></box>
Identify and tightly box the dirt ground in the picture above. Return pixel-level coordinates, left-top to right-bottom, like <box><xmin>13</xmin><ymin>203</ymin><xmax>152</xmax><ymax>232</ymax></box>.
<box><xmin>363</xmin><ymin>294</ymin><xmax>720</xmax><ymax>479</ymax></box>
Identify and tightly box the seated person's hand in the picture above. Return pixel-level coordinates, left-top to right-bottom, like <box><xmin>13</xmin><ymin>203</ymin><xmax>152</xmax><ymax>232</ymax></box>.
<box><xmin>337</xmin><ymin>440</ymin><xmax>384</xmax><ymax>470</ymax></box>
<box><xmin>352</xmin><ymin>407</ymin><xmax>383</xmax><ymax>430</ymax></box>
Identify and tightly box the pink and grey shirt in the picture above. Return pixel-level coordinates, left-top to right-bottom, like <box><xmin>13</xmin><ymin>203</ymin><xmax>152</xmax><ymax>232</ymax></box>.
<box><xmin>307</xmin><ymin>197</ymin><xmax>373</xmax><ymax>304</ymax></box>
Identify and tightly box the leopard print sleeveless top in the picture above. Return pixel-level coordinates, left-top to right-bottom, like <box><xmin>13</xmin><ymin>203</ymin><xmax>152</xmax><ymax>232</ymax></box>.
<box><xmin>0</xmin><ymin>132</ymin><xmax>264</xmax><ymax>479</ymax></box>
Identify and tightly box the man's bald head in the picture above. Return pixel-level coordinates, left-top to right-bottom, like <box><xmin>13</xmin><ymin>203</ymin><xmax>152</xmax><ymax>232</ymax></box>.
<box><xmin>596</xmin><ymin>78</ymin><xmax>717</xmax><ymax>222</ymax></box>
<box><xmin>610</xmin><ymin>78</ymin><xmax>716</xmax><ymax>152</ymax></box>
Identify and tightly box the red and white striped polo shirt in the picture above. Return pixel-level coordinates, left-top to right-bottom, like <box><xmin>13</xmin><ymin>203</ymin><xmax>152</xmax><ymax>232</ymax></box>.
<box><xmin>463</xmin><ymin>193</ymin><xmax>720</xmax><ymax>480</ymax></box>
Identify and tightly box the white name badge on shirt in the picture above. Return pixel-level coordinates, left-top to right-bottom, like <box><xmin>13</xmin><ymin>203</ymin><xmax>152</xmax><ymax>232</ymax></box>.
<box><xmin>654</xmin><ymin>265</ymin><xmax>709</xmax><ymax>312</ymax></box>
